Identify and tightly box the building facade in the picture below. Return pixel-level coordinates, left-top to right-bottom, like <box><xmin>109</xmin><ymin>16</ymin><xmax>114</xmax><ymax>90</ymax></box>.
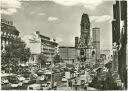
<box><xmin>100</xmin><ymin>49</ymin><xmax>112</xmax><ymax>65</ymax></box>
<box><xmin>92</xmin><ymin>28</ymin><xmax>100</xmax><ymax>60</ymax></box>
<box><xmin>78</xmin><ymin>13</ymin><xmax>91</xmax><ymax>61</ymax></box>
<box><xmin>112</xmin><ymin>1</ymin><xmax>127</xmax><ymax>89</ymax></box>
<box><xmin>22</xmin><ymin>32</ymin><xmax>42</xmax><ymax>64</ymax></box>
<box><xmin>1</xmin><ymin>18</ymin><xmax>20</xmax><ymax>51</ymax></box>
<box><xmin>38</xmin><ymin>31</ymin><xmax>58</xmax><ymax>61</ymax></box>
<box><xmin>22</xmin><ymin>31</ymin><xmax>58</xmax><ymax>65</ymax></box>
<box><xmin>59</xmin><ymin>46</ymin><xmax>80</xmax><ymax>64</ymax></box>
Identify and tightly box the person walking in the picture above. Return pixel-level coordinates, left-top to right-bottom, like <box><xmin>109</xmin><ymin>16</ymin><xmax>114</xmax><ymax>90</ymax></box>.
<box><xmin>54</xmin><ymin>81</ymin><xmax>57</xmax><ymax>90</ymax></box>
<box><xmin>84</xmin><ymin>86</ymin><xmax>87</xmax><ymax>90</ymax></box>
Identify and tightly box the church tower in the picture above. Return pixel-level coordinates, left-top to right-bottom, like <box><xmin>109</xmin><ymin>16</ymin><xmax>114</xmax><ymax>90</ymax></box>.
<box><xmin>78</xmin><ymin>13</ymin><xmax>91</xmax><ymax>61</ymax></box>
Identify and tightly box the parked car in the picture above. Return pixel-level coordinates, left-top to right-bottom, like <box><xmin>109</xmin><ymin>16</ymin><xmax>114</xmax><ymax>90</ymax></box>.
<box><xmin>27</xmin><ymin>84</ymin><xmax>42</xmax><ymax>90</ymax></box>
<box><xmin>41</xmin><ymin>84</ymin><xmax>50</xmax><ymax>90</ymax></box>
<box><xmin>7</xmin><ymin>76</ymin><xmax>22</xmax><ymax>88</ymax></box>
<box><xmin>17</xmin><ymin>75</ymin><xmax>25</xmax><ymax>82</ymax></box>
<box><xmin>38</xmin><ymin>75</ymin><xmax>45</xmax><ymax>81</ymax></box>
<box><xmin>1</xmin><ymin>77</ymin><xmax>9</xmax><ymax>85</ymax></box>
<box><xmin>62</xmin><ymin>77</ymin><xmax>67</xmax><ymax>82</ymax></box>
<box><xmin>23</xmin><ymin>78</ymin><xmax>31</xmax><ymax>84</ymax></box>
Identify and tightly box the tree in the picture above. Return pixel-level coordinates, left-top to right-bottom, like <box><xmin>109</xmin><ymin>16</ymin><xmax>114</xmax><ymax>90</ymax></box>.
<box><xmin>38</xmin><ymin>53</ymin><xmax>47</xmax><ymax>67</ymax></box>
<box><xmin>1</xmin><ymin>37</ymin><xmax>31</xmax><ymax>73</ymax></box>
<box><xmin>53</xmin><ymin>54</ymin><xmax>61</xmax><ymax>64</ymax></box>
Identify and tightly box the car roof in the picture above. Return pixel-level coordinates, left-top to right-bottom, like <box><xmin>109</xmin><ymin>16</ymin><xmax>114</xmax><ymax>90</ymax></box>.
<box><xmin>28</xmin><ymin>84</ymin><xmax>41</xmax><ymax>87</ymax></box>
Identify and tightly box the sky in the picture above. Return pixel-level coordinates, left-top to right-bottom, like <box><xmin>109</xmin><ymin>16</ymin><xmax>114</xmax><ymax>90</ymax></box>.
<box><xmin>1</xmin><ymin>0</ymin><xmax>115</xmax><ymax>50</ymax></box>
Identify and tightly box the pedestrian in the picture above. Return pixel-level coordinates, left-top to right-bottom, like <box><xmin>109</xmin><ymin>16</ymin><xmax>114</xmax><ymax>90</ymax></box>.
<box><xmin>84</xmin><ymin>85</ymin><xmax>87</xmax><ymax>90</ymax></box>
<box><xmin>54</xmin><ymin>81</ymin><xmax>57</xmax><ymax>90</ymax></box>
<box><xmin>69</xmin><ymin>81</ymin><xmax>72</xmax><ymax>87</ymax></box>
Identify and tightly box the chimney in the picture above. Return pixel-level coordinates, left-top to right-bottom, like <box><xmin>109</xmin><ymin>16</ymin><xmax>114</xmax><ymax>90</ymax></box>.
<box><xmin>75</xmin><ymin>37</ymin><xmax>79</xmax><ymax>48</ymax></box>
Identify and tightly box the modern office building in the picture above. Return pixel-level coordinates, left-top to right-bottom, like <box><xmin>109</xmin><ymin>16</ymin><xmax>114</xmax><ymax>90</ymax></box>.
<box><xmin>1</xmin><ymin>18</ymin><xmax>20</xmax><ymax>51</ymax></box>
<box><xmin>22</xmin><ymin>31</ymin><xmax>58</xmax><ymax>65</ymax></box>
<box><xmin>112</xmin><ymin>1</ymin><xmax>127</xmax><ymax>89</ymax></box>
<box><xmin>59</xmin><ymin>46</ymin><xmax>80</xmax><ymax>64</ymax></box>
<box><xmin>92</xmin><ymin>28</ymin><xmax>100</xmax><ymax>60</ymax></box>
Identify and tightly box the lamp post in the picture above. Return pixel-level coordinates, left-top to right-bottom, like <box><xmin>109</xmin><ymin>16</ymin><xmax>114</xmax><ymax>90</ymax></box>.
<box><xmin>50</xmin><ymin>50</ymin><xmax>55</xmax><ymax>89</ymax></box>
<box><xmin>50</xmin><ymin>51</ymin><xmax>53</xmax><ymax>89</ymax></box>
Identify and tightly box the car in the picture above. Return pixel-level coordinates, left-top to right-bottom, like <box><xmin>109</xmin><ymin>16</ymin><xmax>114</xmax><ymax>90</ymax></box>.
<box><xmin>41</xmin><ymin>84</ymin><xmax>50</xmax><ymax>90</ymax></box>
<box><xmin>62</xmin><ymin>77</ymin><xmax>67</xmax><ymax>82</ymax></box>
<box><xmin>23</xmin><ymin>78</ymin><xmax>31</xmax><ymax>84</ymax></box>
<box><xmin>7</xmin><ymin>76</ymin><xmax>22</xmax><ymax>87</ymax></box>
<box><xmin>27</xmin><ymin>84</ymin><xmax>42</xmax><ymax>90</ymax></box>
<box><xmin>10</xmin><ymin>82</ymin><xmax>22</xmax><ymax>88</ymax></box>
<box><xmin>1</xmin><ymin>77</ymin><xmax>9</xmax><ymax>85</ymax></box>
<box><xmin>17</xmin><ymin>75</ymin><xmax>25</xmax><ymax>82</ymax></box>
<box><xmin>38</xmin><ymin>75</ymin><xmax>45</xmax><ymax>81</ymax></box>
<box><xmin>30</xmin><ymin>74</ymin><xmax>38</xmax><ymax>80</ymax></box>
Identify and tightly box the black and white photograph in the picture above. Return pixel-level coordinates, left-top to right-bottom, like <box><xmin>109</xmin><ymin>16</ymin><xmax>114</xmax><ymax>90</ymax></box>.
<box><xmin>1</xmin><ymin>0</ymin><xmax>127</xmax><ymax>90</ymax></box>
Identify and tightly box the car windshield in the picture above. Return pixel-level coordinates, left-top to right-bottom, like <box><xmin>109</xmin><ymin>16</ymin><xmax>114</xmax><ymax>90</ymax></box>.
<box><xmin>42</xmin><ymin>85</ymin><xmax>46</xmax><ymax>87</ymax></box>
<box><xmin>29</xmin><ymin>87</ymin><xmax>33</xmax><ymax>89</ymax></box>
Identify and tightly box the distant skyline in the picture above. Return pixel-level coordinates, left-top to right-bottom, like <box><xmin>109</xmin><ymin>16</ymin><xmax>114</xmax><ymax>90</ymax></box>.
<box><xmin>1</xmin><ymin>0</ymin><xmax>115</xmax><ymax>50</ymax></box>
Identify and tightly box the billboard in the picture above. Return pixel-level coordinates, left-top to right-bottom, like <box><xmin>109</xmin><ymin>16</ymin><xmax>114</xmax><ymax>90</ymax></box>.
<box><xmin>30</xmin><ymin>39</ymin><xmax>41</xmax><ymax>54</ymax></box>
<box><xmin>65</xmin><ymin>72</ymin><xmax>70</xmax><ymax>79</ymax></box>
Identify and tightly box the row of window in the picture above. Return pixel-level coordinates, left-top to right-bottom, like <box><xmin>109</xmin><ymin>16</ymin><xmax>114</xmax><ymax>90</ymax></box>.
<box><xmin>1</xmin><ymin>19</ymin><xmax>13</xmax><ymax>26</ymax></box>
<box><xmin>1</xmin><ymin>40</ymin><xmax>12</xmax><ymax>49</ymax></box>
<box><xmin>42</xmin><ymin>44</ymin><xmax>56</xmax><ymax>49</ymax></box>
<box><xmin>43</xmin><ymin>49</ymin><xmax>54</xmax><ymax>53</ymax></box>
<box><xmin>1</xmin><ymin>31</ymin><xmax>17</xmax><ymax>38</ymax></box>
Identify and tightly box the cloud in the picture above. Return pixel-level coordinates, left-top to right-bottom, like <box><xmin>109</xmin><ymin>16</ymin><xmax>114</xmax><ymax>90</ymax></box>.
<box><xmin>1</xmin><ymin>0</ymin><xmax>22</xmax><ymax>15</ymax></box>
<box><xmin>48</xmin><ymin>16</ymin><xmax>59</xmax><ymax>21</ymax></box>
<box><xmin>50</xmin><ymin>0</ymin><xmax>104</xmax><ymax>10</ymax></box>
<box><xmin>30</xmin><ymin>11</ymin><xmax>34</xmax><ymax>15</ymax></box>
<box><xmin>30</xmin><ymin>11</ymin><xmax>46</xmax><ymax>16</ymax></box>
<box><xmin>38</xmin><ymin>12</ymin><xmax>46</xmax><ymax>16</ymax></box>
<box><xmin>90</xmin><ymin>15</ymin><xmax>111</xmax><ymax>22</ymax></box>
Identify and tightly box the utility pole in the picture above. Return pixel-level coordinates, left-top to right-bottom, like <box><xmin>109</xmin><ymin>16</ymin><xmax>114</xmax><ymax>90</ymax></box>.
<box><xmin>50</xmin><ymin>52</ymin><xmax>53</xmax><ymax>89</ymax></box>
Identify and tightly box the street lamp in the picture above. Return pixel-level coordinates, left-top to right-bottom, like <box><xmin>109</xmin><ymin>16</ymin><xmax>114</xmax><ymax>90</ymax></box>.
<box><xmin>50</xmin><ymin>52</ymin><xmax>53</xmax><ymax>89</ymax></box>
<box><xmin>50</xmin><ymin>49</ymin><xmax>55</xmax><ymax>89</ymax></box>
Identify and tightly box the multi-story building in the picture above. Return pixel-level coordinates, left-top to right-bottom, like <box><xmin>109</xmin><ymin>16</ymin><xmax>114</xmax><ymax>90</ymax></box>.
<box><xmin>22</xmin><ymin>31</ymin><xmax>58</xmax><ymax>65</ymax></box>
<box><xmin>22</xmin><ymin>32</ymin><xmax>42</xmax><ymax>64</ymax></box>
<box><xmin>38</xmin><ymin>32</ymin><xmax>58</xmax><ymax>61</ymax></box>
<box><xmin>92</xmin><ymin>28</ymin><xmax>100</xmax><ymax>60</ymax></box>
<box><xmin>1</xmin><ymin>18</ymin><xmax>20</xmax><ymax>51</ymax></box>
<box><xmin>112</xmin><ymin>1</ymin><xmax>127</xmax><ymax>89</ymax></box>
<box><xmin>59</xmin><ymin>46</ymin><xmax>80</xmax><ymax>64</ymax></box>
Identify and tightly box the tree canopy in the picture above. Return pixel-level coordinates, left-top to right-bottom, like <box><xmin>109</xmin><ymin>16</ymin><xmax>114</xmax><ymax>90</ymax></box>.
<box><xmin>38</xmin><ymin>53</ymin><xmax>47</xmax><ymax>66</ymax></box>
<box><xmin>53</xmin><ymin>54</ymin><xmax>61</xmax><ymax>64</ymax></box>
<box><xmin>1</xmin><ymin>37</ymin><xmax>31</xmax><ymax>73</ymax></box>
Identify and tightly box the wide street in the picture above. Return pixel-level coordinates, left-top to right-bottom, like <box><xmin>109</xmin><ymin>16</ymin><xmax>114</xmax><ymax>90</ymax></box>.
<box><xmin>2</xmin><ymin>71</ymin><xmax>64</xmax><ymax>90</ymax></box>
<box><xmin>1</xmin><ymin>0</ymin><xmax>127</xmax><ymax>90</ymax></box>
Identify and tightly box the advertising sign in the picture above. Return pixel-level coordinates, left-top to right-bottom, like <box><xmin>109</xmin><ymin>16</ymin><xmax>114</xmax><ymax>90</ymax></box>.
<box><xmin>65</xmin><ymin>72</ymin><xmax>70</xmax><ymax>79</ymax></box>
<box><xmin>30</xmin><ymin>41</ymin><xmax>41</xmax><ymax>54</ymax></box>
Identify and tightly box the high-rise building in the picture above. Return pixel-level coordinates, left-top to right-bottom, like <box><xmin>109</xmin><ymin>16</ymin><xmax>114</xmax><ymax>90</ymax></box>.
<box><xmin>92</xmin><ymin>28</ymin><xmax>100</xmax><ymax>60</ymax></box>
<box><xmin>112</xmin><ymin>1</ymin><xmax>127</xmax><ymax>89</ymax></box>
